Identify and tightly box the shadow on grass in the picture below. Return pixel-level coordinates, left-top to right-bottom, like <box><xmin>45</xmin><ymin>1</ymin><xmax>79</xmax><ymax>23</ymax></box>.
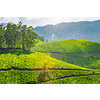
<box><xmin>0</xmin><ymin>48</ymin><xmax>33</xmax><ymax>55</ymax></box>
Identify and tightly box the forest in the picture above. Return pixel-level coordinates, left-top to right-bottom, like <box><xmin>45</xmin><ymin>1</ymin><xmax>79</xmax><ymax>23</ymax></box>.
<box><xmin>0</xmin><ymin>21</ymin><xmax>44</xmax><ymax>50</ymax></box>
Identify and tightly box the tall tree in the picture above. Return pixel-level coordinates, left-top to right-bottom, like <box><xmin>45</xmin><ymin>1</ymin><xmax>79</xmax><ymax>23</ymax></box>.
<box><xmin>26</xmin><ymin>26</ymin><xmax>38</xmax><ymax>50</ymax></box>
<box><xmin>12</xmin><ymin>24</ymin><xmax>17</xmax><ymax>48</ymax></box>
<box><xmin>0</xmin><ymin>21</ymin><xmax>39</xmax><ymax>50</ymax></box>
<box><xmin>21</xmin><ymin>25</ymin><xmax>27</xmax><ymax>50</ymax></box>
<box><xmin>46</xmin><ymin>39</ymin><xmax>48</xmax><ymax>43</ymax></box>
<box><xmin>4</xmin><ymin>23</ymin><xmax>13</xmax><ymax>48</ymax></box>
<box><xmin>0</xmin><ymin>25</ymin><xmax>4</xmax><ymax>48</ymax></box>
<box><xmin>16</xmin><ymin>21</ymin><xmax>22</xmax><ymax>48</ymax></box>
<box><xmin>26</xmin><ymin>31</ymin><xmax>38</xmax><ymax>50</ymax></box>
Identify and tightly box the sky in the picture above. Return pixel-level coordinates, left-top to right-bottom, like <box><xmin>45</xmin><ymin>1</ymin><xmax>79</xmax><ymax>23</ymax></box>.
<box><xmin>0</xmin><ymin>0</ymin><xmax>100</xmax><ymax>28</ymax></box>
<box><xmin>0</xmin><ymin>17</ymin><xmax>100</xmax><ymax>28</ymax></box>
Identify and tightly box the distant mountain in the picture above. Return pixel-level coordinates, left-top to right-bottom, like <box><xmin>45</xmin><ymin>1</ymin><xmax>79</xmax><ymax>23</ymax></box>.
<box><xmin>0</xmin><ymin>22</ymin><xmax>14</xmax><ymax>26</ymax></box>
<box><xmin>34</xmin><ymin>20</ymin><xmax>100</xmax><ymax>42</ymax></box>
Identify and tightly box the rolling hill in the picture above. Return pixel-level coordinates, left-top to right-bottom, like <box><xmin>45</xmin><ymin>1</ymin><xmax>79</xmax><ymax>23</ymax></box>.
<box><xmin>1</xmin><ymin>49</ymin><xmax>100</xmax><ymax>84</ymax></box>
<box><xmin>32</xmin><ymin>39</ymin><xmax>100</xmax><ymax>53</ymax></box>
<box><xmin>32</xmin><ymin>39</ymin><xmax>100</xmax><ymax>70</ymax></box>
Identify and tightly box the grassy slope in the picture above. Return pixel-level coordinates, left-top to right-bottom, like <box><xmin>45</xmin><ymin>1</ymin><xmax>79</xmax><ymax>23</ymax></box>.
<box><xmin>32</xmin><ymin>39</ymin><xmax>100</xmax><ymax>53</ymax></box>
<box><xmin>32</xmin><ymin>39</ymin><xmax>100</xmax><ymax>70</ymax></box>
<box><xmin>31</xmin><ymin>39</ymin><xmax>45</xmax><ymax>50</ymax></box>
<box><xmin>1</xmin><ymin>49</ymin><xmax>100</xmax><ymax>84</ymax></box>
<box><xmin>0</xmin><ymin>49</ymin><xmax>87</xmax><ymax>70</ymax></box>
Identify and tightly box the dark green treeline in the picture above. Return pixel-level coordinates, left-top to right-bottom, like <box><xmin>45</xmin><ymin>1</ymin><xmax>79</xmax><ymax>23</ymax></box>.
<box><xmin>0</xmin><ymin>21</ymin><xmax>39</xmax><ymax>50</ymax></box>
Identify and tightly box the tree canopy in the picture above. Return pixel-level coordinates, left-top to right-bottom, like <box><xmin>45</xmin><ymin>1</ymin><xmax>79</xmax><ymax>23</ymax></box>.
<box><xmin>0</xmin><ymin>21</ymin><xmax>40</xmax><ymax>50</ymax></box>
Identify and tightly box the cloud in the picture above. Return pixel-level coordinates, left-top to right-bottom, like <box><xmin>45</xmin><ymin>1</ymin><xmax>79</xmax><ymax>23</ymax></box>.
<box><xmin>18</xmin><ymin>17</ymin><xmax>97</xmax><ymax>27</ymax></box>
<box><xmin>24</xmin><ymin>17</ymin><xmax>100</xmax><ymax>27</ymax></box>
<box><xmin>1</xmin><ymin>17</ymin><xmax>100</xmax><ymax>28</ymax></box>
<box><xmin>0</xmin><ymin>17</ymin><xmax>20</xmax><ymax>24</ymax></box>
<box><xmin>19</xmin><ymin>17</ymin><xmax>55</xmax><ymax>27</ymax></box>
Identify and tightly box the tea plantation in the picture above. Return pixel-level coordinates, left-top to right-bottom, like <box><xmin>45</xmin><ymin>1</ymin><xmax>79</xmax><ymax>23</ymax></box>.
<box><xmin>0</xmin><ymin>39</ymin><xmax>100</xmax><ymax>84</ymax></box>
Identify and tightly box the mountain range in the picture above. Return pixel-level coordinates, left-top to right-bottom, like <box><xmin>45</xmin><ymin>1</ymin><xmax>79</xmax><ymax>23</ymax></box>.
<box><xmin>34</xmin><ymin>20</ymin><xmax>100</xmax><ymax>42</ymax></box>
<box><xmin>0</xmin><ymin>20</ymin><xmax>100</xmax><ymax>42</ymax></box>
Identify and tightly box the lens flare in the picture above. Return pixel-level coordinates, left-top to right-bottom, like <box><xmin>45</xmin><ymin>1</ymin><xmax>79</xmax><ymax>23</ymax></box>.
<box><xmin>52</xmin><ymin>34</ymin><xmax>54</xmax><ymax>37</ymax></box>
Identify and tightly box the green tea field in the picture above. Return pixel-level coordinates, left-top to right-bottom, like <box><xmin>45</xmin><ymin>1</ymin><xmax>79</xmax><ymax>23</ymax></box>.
<box><xmin>0</xmin><ymin>39</ymin><xmax>100</xmax><ymax>84</ymax></box>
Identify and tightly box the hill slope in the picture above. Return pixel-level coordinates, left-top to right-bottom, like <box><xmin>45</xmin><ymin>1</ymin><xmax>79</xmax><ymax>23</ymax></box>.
<box><xmin>32</xmin><ymin>39</ymin><xmax>100</xmax><ymax>70</ymax></box>
<box><xmin>32</xmin><ymin>39</ymin><xmax>100</xmax><ymax>53</ymax></box>
<box><xmin>1</xmin><ymin>49</ymin><xmax>100</xmax><ymax>84</ymax></box>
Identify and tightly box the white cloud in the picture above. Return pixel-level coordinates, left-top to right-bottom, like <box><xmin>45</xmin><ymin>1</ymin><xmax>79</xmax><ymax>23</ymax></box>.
<box><xmin>25</xmin><ymin>17</ymin><xmax>100</xmax><ymax>27</ymax></box>
<box><xmin>0</xmin><ymin>17</ymin><xmax>20</xmax><ymax>24</ymax></box>
<box><xmin>1</xmin><ymin>17</ymin><xmax>100</xmax><ymax>28</ymax></box>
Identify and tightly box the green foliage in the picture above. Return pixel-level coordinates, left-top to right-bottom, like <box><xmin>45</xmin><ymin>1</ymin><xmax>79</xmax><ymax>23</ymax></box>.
<box><xmin>0</xmin><ymin>70</ymin><xmax>95</xmax><ymax>84</ymax></box>
<box><xmin>0</xmin><ymin>70</ymin><xmax>40</xmax><ymax>84</ymax></box>
<box><xmin>37</xmin><ymin>36</ymin><xmax>45</xmax><ymax>42</ymax></box>
<box><xmin>0</xmin><ymin>49</ymin><xmax>100</xmax><ymax>84</ymax></box>
<box><xmin>32</xmin><ymin>39</ymin><xmax>100</xmax><ymax>53</ymax></box>
<box><xmin>42</xmin><ymin>75</ymin><xmax>100</xmax><ymax>84</ymax></box>
<box><xmin>86</xmin><ymin>60</ymin><xmax>100</xmax><ymax>69</ymax></box>
<box><xmin>1</xmin><ymin>28</ymin><xmax>100</xmax><ymax>84</ymax></box>
<box><xmin>1</xmin><ymin>21</ymin><xmax>38</xmax><ymax>50</ymax></box>
<box><xmin>31</xmin><ymin>39</ymin><xmax>45</xmax><ymax>50</ymax></box>
<box><xmin>32</xmin><ymin>39</ymin><xmax>100</xmax><ymax>70</ymax></box>
<box><xmin>4</xmin><ymin>23</ymin><xmax>13</xmax><ymax>47</ymax></box>
<box><xmin>0</xmin><ymin>25</ymin><xmax>4</xmax><ymax>48</ymax></box>
<box><xmin>44</xmin><ymin>52</ymin><xmax>100</xmax><ymax>69</ymax></box>
<box><xmin>0</xmin><ymin>49</ymin><xmax>90</xmax><ymax>70</ymax></box>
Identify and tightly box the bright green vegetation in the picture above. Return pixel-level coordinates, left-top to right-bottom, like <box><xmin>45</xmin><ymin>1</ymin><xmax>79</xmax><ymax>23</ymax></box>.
<box><xmin>43</xmin><ymin>52</ymin><xmax>100</xmax><ymax>70</ymax></box>
<box><xmin>34</xmin><ymin>39</ymin><xmax>45</xmax><ymax>47</ymax></box>
<box><xmin>0</xmin><ymin>39</ymin><xmax>100</xmax><ymax>84</ymax></box>
<box><xmin>86</xmin><ymin>59</ymin><xmax>100</xmax><ymax>69</ymax></box>
<box><xmin>0</xmin><ymin>49</ymin><xmax>32</xmax><ymax>55</ymax></box>
<box><xmin>32</xmin><ymin>39</ymin><xmax>100</xmax><ymax>53</ymax></box>
<box><xmin>0</xmin><ymin>70</ymin><xmax>98</xmax><ymax>84</ymax></box>
<box><xmin>0</xmin><ymin>49</ymin><xmax>89</xmax><ymax>70</ymax></box>
<box><xmin>0</xmin><ymin>71</ymin><xmax>39</xmax><ymax>84</ymax></box>
<box><xmin>32</xmin><ymin>39</ymin><xmax>100</xmax><ymax>70</ymax></box>
<box><xmin>1</xmin><ymin>49</ymin><xmax>100</xmax><ymax>84</ymax></box>
<box><xmin>42</xmin><ymin>75</ymin><xmax>100</xmax><ymax>84</ymax></box>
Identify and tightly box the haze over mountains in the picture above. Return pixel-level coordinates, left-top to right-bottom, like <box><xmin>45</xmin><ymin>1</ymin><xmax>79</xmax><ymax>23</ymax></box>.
<box><xmin>0</xmin><ymin>22</ymin><xmax>14</xmax><ymax>26</ymax></box>
<box><xmin>34</xmin><ymin>20</ymin><xmax>100</xmax><ymax>42</ymax></box>
<box><xmin>0</xmin><ymin>19</ymin><xmax>100</xmax><ymax>42</ymax></box>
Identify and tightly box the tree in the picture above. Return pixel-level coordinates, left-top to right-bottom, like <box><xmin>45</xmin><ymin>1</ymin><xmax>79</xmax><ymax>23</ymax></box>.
<box><xmin>46</xmin><ymin>39</ymin><xmax>48</xmax><ymax>43</ymax></box>
<box><xmin>26</xmin><ymin>26</ymin><xmax>38</xmax><ymax>50</ymax></box>
<box><xmin>16</xmin><ymin>21</ymin><xmax>22</xmax><ymax>48</ymax></box>
<box><xmin>0</xmin><ymin>25</ymin><xmax>4</xmax><ymax>48</ymax></box>
<box><xmin>12</xmin><ymin>24</ymin><xmax>17</xmax><ymax>48</ymax></box>
<box><xmin>21</xmin><ymin>25</ymin><xmax>27</xmax><ymax>50</ymax></box>
<box><xmin>37</xmin><ymin>36</ymin><xmax>45</xmax><ymax>42</ymax></box>
<box><xmin>0</xmin><ymin>21</ymin><xmax>39</xmax><ymax>50</ymax></box>
<box><xmin>4</xmin><ymin>23</ymin><xmax>13</xmax><ymax>48</ymax></box>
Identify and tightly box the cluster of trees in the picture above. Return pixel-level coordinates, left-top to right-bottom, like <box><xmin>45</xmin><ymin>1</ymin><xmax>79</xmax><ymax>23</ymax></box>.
<box><xmin>0</xmin><ymin>21</ymin><xmax>39</xmax><ymax>50</ymax></box>
<box><xmin>37</xmin><ymin>36</ymin><xmax>45</xmax><ymax>42</ymax></box>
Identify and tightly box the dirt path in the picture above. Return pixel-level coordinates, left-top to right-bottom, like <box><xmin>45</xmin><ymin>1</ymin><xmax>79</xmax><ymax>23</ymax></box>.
<box><xmin>38</xmin><ymin>73</ymin><xmax>100</xmax><ymax>84</ymax></box>
<box><xmin>34</xmin><ymin>50</ymin><xmax>100</xmax><ymax>54</ymax></box>
<box><xmin>0</xmin><ymin>67</ymin><xmax>92</xmax><ymax>71</ymax></box>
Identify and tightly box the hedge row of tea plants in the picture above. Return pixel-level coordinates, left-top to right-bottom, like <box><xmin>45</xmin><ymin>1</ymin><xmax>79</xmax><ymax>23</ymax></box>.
<box><xmin>0</xmin><ymin>69</ymin><xmax>98</xmax><ymax>84</ymax></box>
<box><xmin>42</xmin><ymin>74</ymin><xmax>100</xmax><ymax>84</ymax></box>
